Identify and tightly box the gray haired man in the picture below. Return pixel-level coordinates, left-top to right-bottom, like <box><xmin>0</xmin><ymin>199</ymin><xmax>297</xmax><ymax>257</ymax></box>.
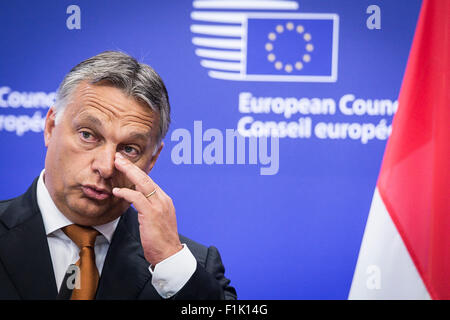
<box><xmin>0</xmin><ymin>51</ymin><xmax>236</xmax><ymax>300</ymax></box>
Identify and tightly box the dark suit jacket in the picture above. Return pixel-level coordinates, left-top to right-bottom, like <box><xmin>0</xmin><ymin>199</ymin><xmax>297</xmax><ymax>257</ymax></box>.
<box><xmin>0</xmin><ymin>178</ymin><xmax>237</xmax><ymax>300</ymax></box>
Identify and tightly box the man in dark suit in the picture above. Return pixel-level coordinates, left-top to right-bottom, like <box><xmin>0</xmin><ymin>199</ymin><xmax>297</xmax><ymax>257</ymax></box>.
<box><xmin>0</xmin><ymin>51</ymin><xmax>236</xmax><ymax>300</ymax></box>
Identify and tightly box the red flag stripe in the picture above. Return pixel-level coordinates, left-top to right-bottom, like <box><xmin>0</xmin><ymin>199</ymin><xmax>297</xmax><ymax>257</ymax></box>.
<box><xmin>377</xmin><ymin>0</ymin><xmax>450</xmax><ymax>300</ymax></box>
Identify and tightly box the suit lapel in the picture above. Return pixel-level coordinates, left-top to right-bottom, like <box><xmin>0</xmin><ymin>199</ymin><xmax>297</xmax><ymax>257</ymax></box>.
<box><xmin>95</xmin><ymin>208</ymin><xmax>158</xmax><ymax>299</ymax></box>
<box><xmin>0</xmin><ymin>179</ymin><xmax>57</xmax><ymax>299</ymax></box>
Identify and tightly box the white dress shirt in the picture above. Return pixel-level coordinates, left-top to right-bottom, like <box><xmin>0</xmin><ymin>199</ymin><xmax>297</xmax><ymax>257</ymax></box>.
<box><xmin>36</xmin><ymin>170</ymin><xmax>197</xmax><ymax>298</ymax></box>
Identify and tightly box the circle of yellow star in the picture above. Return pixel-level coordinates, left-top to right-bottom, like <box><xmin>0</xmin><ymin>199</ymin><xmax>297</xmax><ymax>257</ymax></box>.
<box><xmin>265</xmin><ymin>22</ymin><xmax>314</xmax><ymax>73</ymax></box>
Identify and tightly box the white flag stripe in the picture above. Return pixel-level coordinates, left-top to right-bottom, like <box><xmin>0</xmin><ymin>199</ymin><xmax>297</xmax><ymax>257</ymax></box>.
<box><xmin>348</xmin><ymin>188</ymin><xmax>431</xmax><ymax>300</ymax></box>
<box><xmin>190</xmin><ymin>25</ymin><xmax>243</xmax><ymax>37</ymax></box>
<box><xmin>195</xmin><ymin>49</ymin><xmax>243</xmax><ymax>61</ymax></box>
<box><xmin>192</xmin><ymin>37</ymin><xmax>243</xmax><ymax>49</ymax></box>
<box><xmin>208</xmin><ymin>71</ymin><xmax>337</xmax><ymax>82</ymax></box>
<box><xmin>200</xmin><ymin>59</ymin><xmax>242</xmax><ymax>71</ymax></box>
<box><xmin>193</xmin><ymin>1</ymin><xmax>299</xmax><ymax>10</ymax></box>
<box><xmin>191</xmin><ymin>11</ymin><xmax>245</xmax><ymax>24</ymax></box>
<box><xmin>208</xmin><ymin>70</ymin><xmax>245</xmax><ymax>80</ymax></box>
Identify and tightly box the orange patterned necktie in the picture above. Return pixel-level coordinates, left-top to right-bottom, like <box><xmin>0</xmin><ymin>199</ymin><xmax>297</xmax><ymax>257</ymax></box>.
<box><xmin>62</xmin><ymin>224</ymin><xmax>100</xmax><ymax>300</ymax></box>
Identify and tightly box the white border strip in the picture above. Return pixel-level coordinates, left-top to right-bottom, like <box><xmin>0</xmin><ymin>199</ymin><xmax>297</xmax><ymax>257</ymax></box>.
<box><xmin>195</xmin><ymin>49</ymin><xmax>242</xmax><ymax>61</ymax></box>
<box><xmin>201</xmin><ymin>60</ymin><xmax>242</xmax><ymax>71</ymax></box>
<box><xmin>191</xmin><ymin>25</ymin><xmax>243</xmax><ymax>37</ymax></box>
<box><xmin>208</xmin><ymin>71</ymin><xmax>336</xmax><ymax>82</ymax></box>
<box><xmin>192</xmin><ymin>37</ymin><xmax>243</xmax><ymax>49</ymax></box>
<box><xmin>191</xmin><ymin>11</ymin><xmax>246</xmax><ymax>24</ymax></box>
<box><xmin>193</xmin><ymin>1</ymin><xmax>299</xmax><ymax>10</ymax></box>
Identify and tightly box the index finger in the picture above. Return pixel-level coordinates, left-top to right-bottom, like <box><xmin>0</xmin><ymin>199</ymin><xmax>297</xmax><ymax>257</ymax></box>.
<box><xmin>114</xmin><ymin>152</ymin><xmax>157</xmax><ymax>193</ymax></box>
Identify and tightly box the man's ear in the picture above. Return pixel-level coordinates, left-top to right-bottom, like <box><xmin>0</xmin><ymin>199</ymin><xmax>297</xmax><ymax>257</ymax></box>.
<box><xmin>44</xmin><ymin>107</ymin><xmax>57</xmax><ymax>147</ymax></box>
<box><xmin>147</xmin><ymin>142</ymin><xmax>164</xmax><ymax>173</ymax></box>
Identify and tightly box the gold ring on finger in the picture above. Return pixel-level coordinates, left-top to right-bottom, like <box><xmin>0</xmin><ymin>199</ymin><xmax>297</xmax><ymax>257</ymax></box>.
<box><xmin>145</xmin><ymin>189</ymin><xmax>157</xmax><ymax>198</ymax></box>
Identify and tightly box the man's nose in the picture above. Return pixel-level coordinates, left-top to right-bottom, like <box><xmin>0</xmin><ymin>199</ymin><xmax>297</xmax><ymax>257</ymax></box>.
<box><xmin>91</xmin><ymin>144</ymin><xmax>116</xmax><ymax>179</ymax></box>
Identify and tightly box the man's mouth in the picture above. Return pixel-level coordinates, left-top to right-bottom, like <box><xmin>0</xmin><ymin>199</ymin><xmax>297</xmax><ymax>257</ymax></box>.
<box><xmin>81</xmin><ymin>185</ymin><xmax>112</xmax><ymax>201</ymax></box>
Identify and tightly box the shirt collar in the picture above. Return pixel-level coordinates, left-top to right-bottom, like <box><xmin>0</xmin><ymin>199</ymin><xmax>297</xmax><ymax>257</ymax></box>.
<box><xmin>36</xmin><ymin>169</ymin><xmax>119</xmax><ymax>243</ymax></box>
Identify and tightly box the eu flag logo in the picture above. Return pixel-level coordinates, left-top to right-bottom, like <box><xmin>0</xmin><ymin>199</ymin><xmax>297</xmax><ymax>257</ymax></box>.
<box><xmin>245</xmin><ymin>14</ymin><xmax>338</xmax><ymax>82</ymax></box>
<box><xmin>191</xmin><ymin>9</ymin><xmax>339</xmax><ymax>83</ymax></box>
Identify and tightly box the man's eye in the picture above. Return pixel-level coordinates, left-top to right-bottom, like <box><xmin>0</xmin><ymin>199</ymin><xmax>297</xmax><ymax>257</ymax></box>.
<box><xmin>123</xmin><ymin>146</ymin><xmax>139</xmax><ymax>156</ymax></box>
<box><xmin>80</xmin><ymin>131</ymin><xmax>95</xmax><ymax>141</ymax></box>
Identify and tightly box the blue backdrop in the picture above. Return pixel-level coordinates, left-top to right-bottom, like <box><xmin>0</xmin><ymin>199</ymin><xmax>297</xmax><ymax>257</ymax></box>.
<box><xmin>0</xmin><ymin>0</ymin><xmax>422</xmax><ymax>299</ymax></box>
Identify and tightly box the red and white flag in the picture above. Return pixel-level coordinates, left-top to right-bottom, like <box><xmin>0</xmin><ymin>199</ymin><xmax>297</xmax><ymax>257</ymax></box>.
<box><xmin>349</xmin><ymin>0</ymin><xmax>449</xmax><ymax>300</ymax></box>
